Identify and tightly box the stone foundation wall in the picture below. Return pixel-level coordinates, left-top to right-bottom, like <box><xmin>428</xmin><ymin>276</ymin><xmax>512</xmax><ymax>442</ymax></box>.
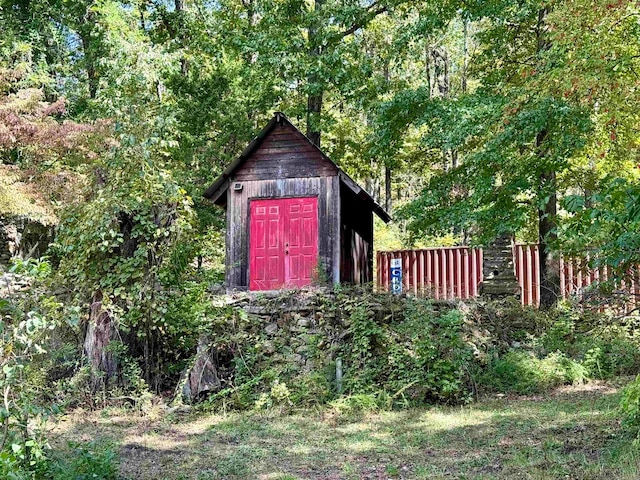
<box><xmin>179</xmin><ymin>289</ymin><xmax>457</xmax><ymax>404</ymax></box>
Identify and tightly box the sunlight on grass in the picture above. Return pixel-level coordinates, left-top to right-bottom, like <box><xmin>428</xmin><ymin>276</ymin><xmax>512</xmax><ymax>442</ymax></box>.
<box><xmin>347</xmin><ymin>440</ymin><xmax>380</xmax><ymax>453</ymax></box>
<box><xmin>284</xmin><ymin>444</ymin><xmax>313</xmax><ymax>455</ymax></box>
<box><xmin>52</xmin><ymin>383</ymin><xmax>635</xmax><ymax>480</ymax></box>
<box><xmin>417</xmin><ymin>409</ymin><xmax>494</xmax><ymax>431</ymax></box>
<box><xmin>336</xmin><ymin>422</ymin><xmax>373</xmax><ymax>434</ymax></box>
<box><xmin>258</xmin><ymin>473</ymin><xmax>300</xmax><ymax>480</ymax></box>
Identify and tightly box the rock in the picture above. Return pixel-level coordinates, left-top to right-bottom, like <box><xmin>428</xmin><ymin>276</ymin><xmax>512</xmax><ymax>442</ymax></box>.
<box><xmin>263</xmin><ymin>340</ymin><xmax>276</xmax><ymax>354</ymax></box>
<box><xmin>0</xmin><ymin>217</ymin><xmax>54</xmax><ymax>267</ymax></box>
<box><xmin>287</xmin><ymin>354</ymin><xmax>303</xmax><ymax>363</ymax></box>
<box><xmin>208</xmin><ymin>283</ymin><xmax>225</xmax><ymax>295</ymax></box>
<box><xmin>245</xmin><ymin>305</ymin><xmax>268</xmax><ymax>314</ymax></box>
<box><xmin>180</xmin><ymin>336</ymin><xmax>222</xmax><ymax>404</ymax></box>
<box><xmin>265</xmin><ymin>323</ymin><xmax>278</xmax><ymax>335</ymax></box>
<box><xmin>167</xmin><ymin>404</ymin><xmax>193</xmax><ymax>415</ymax></box>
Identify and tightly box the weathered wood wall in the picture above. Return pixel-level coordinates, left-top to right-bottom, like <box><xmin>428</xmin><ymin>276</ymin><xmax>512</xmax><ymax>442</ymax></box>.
<box><xmin>340</xmin><ymin>183</ymin><xmax>373</xmax><ymax>284</ymax></box>
<box><xmin>233</xmin><ymin>124</ymin><xmax>337</xmax><ymax>181</ymax></box>
<box><xmin>225</xmin><ymin>177</ymin><xmax>341</xmax><ymax>289</ymax></box>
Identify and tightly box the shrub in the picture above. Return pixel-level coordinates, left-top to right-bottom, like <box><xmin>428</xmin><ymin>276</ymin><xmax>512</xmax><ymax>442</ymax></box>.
<box><xmin>328</xmin><ymin>392</ymin><xmax>391</xmax><ymax>416</ymax></box>
<box><xmin>536</xmin><ymin>307</ymin><xmax>640</xmax><ymax>380</ymax></box>
<box><xmin>46</xmin><ymin>440</ymin><xmax>119</xmax><ymax>480</ymax></box>
<box><xmin>620</xmin><ymin>376</ymin><xmax>640</xmax><ymax>439</ymax></box>
<box><xmin>539</xmin><ymin>312</ymin><xmax>577</xmax><ymax>355</ymax></box>
<box><xmin>577</xmin><ymin>328</ymin><xmax>640</xmax><ymax>379</ymax></box>
<box><xmin>464</xmin><ymin>297</ymin><xmax>548</xmax><ymax>352</ymax></box>
<box><xmin>341</xmin><ymin>298</ymin><xmax>474</xmax><ymax>405</ymax></box>
<box><xmin>480</xmin><ymin>351</ymin><xmax>588</xmax><ymax>395</ymax></box>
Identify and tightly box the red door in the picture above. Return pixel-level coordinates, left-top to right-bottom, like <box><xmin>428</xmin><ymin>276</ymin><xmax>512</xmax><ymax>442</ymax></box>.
<box><xmin>249</xmin><ymin>197</ymin><xmax>318</xmax><ymax>291</ymax></box>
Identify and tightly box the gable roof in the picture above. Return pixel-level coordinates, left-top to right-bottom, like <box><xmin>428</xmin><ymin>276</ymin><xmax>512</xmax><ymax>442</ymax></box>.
<box><xmin>204</xmin><ymin>112</ymin><xmax>391</xmax><ymax>223</ymax></box>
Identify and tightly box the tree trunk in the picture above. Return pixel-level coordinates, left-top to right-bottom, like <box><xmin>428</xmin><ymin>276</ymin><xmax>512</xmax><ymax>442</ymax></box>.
<box><xmin>537</xmin><ymin>131</ymin><xmax>560</xmax><ymax>308</ymax></box>
<box><xmin>382</xmin><ymin>59</ymin><xmax>392</xmax><ymax>213</ymax></box>
<box><xmin>462</xmin><ymin>19</ymin><xmax>468</xmax><ymax>94</ymax></box>
<box><xmin>538</xmin><ymin>172</ymin><xmax>559</xmax><ymax>307</ymax></box>
<box><xmin>385</xmin><ymin>166</ymin><xmax>392</xmax><ymax>213</ymax></box>
<box><xmin>534</xmin><ymin>9</ymin><xmax>558</xmax><ymax>308</ymax></box>
<box><xmin>428</xmin><ymin>46</ymin><xmax>449</xmax><ymax>99</ymax></box>
<box><xmin>139</xmin><ymin>1</ymin><xmax>147</xmax><ymax>31</ymax></box>
<box><xmin>306</xmin><ymin>0</ymin><xmax>324</xmax><ymax>147</ymax></box>
<box><xmin>79</xmin><ymin>28</ymin><xmax>98</xmax><ymax>99</ymax></box>
<box><xmin>84</xmin><ymin>291</ymin><xmax>119</xmax><ymax>392</ymax></box>
<box><xmin>307</xmin><ymin>92</ymin><xmax>322</xmax><ymax>147</ymax></box>
<box><xmin>174</xmin><ymin>0</ymin><xmax>190</xmax><ymax>75</ymax></box>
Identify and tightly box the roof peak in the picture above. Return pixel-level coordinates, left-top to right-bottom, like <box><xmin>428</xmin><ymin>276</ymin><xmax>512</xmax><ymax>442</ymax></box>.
<box><xmin>203</xmin><ymin>113</ymin><xmax>391</xmax><ymax>222</ymax></box>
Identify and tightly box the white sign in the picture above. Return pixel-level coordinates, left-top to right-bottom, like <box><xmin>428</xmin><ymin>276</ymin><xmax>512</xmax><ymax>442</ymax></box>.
<box><xmin>390</xmin><ymin>258</ymin><xmax>402</xmax><ymax>294</ymax></box>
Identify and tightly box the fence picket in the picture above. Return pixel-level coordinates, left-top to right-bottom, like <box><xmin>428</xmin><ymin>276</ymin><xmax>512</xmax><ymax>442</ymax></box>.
<box><xmin>376</xmin><ymin>245</ymin><xmax>638</xmax><ymax>310</ymax></box>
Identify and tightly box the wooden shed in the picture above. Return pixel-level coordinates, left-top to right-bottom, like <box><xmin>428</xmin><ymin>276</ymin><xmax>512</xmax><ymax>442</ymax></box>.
<box><xmin>204</xmin><ymin>112</ymin><xmax>391</xmax><ymax>291</ymax></box>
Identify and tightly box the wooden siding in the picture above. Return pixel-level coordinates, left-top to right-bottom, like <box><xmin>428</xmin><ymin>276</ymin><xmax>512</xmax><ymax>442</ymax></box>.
<box><xmin>233</xmin><ymin>124</ymin><xmax>338</xmax><ymax>181</ymax></box>
<box><xmin>340</xmin><ymin>184</ymin><xmax>374</xmax><ymax>284</ymax></box>
<box><xmin>225</xmin><ymin>176</ymin><xmax>340</xmax><ymax>290</ymax></box>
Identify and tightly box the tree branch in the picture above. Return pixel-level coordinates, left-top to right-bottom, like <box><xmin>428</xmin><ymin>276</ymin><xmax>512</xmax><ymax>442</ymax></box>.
<box><xmin>338</xmin><ymin>2</ymin><xmax>389</xmax><ymax>39</ymax></box>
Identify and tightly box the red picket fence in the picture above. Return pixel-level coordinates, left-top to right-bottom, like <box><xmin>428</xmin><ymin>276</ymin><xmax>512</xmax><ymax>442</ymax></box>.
<box><xmin>376</xmin><ymin>245</ymin><xmax>639</xmax><ymax>308</ymax></box>
<box><xmin>559</xmin><ymin>256</ymin><xmax>640</xmax><ymax>312</ymax></box>
<box><xmin>514</xmin><ymin>244</ymin><xmax>540</xmax><ymax>307</ymax></box>
<box><xmin>377</xmin><ymin>247</ymin><xmax>483</xmax><ymax>301</ymax></box>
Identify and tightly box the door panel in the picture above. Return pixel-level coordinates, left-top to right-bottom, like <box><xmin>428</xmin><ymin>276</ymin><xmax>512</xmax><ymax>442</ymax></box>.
<box><xmin>249</xmin><ymin>197</ymin><xmax>318</xmax><ymax>291</ymax></box>
<box><xmin>249</xmin><ymin>201</ymin><xmax>284</xmax><ymax>290</ymax></box>
<box><xmin>285</xmin><ymin>197</ymin><xmax>318</xmax><ymax>287</ymax></box>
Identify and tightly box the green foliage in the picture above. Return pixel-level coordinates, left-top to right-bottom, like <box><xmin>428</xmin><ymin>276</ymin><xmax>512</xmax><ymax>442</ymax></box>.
<box><xmin>342</xmin><ymin>298</ymin><xmax>473</xmax><ymax>404</ymax></box>
<box><xmin>328</xmin><ymin>392</ymin><xmax>391</xmax><ymax>416</ymax></box>
<box><xmin>535</xmin><ymin>308</ymin><xmax>640</xmax><ymax>379</ymax></box>
<box><xmin>46</xmin><ymin>440</ymin><xmax>118</xmax><ymax>480</ymax></box>
<box><xmin>9</xmin><ymin>257</ymin><xmax>52</xmax><ymax>279</ymax></box>
<box><xmin>0</xmin><ymin>260</ymin><xmax>124</xmax><ymax>479</ymax></box>
<box><xmin>560</xmin><ymin>178</ymin><xmax>640</xmax><ymax>285</ymax></box>
<box><xmin>620</xmin><ymin>376</ymin><xmax>640</xmax><ymax>439</ymax></box>
<box><xmin>254</xmin><ymin>379</ymin><xmax>293</xmax><ymax>410</ymax></box>
<box><xmin>480</xmin><ymin>351</ymin><xmax>588</xmax><ymax>395</ymax></box>
<box><xmin>0</xmin><ymin>260</ymin><xmax>59</xmax><ymax>477</ymax></box>
<box><xmin>50</xmin><ymin>106</ymin><xmax>202</xmax><ymax>388</ymax></box>
<box><xmin>578</xmin><ymin>331</ymin><xmax>640</xmax><ymax>380</ymax></box>
<box><xmin>538</xmin><ymin>311</ymin><xmax>577</xmax><ymax>355</ymax></box>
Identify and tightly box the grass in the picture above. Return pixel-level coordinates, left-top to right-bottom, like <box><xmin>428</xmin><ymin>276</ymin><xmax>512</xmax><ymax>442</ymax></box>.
<box><xmin>52</xmin><ymin>381</ymin><xmax>640</xmax><ymax>479</ymax></box>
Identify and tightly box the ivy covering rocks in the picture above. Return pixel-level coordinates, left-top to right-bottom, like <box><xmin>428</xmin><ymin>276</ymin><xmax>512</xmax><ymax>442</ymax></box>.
<box><xmin>176</xmin><ymin>288</ymin><xmax>475</xmax><ymax>409</ymax></box>
<box><xmin>175</xmin><ymin>289</ymin><xmax>640</xmax><ymax>413</ymax></box>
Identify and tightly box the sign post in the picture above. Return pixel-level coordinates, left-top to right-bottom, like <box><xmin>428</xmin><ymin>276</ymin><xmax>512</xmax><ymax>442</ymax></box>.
<box><xmin>390</xmin><ymin>258</ymin><xmax>402</xmax><ymax>294</ymax></box>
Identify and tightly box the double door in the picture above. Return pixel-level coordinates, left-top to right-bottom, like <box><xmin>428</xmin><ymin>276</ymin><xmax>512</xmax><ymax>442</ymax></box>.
<box><xmin>249</xmin><ymin>197</ymin><xmax>318</xmax><ymax>291</ymax></box>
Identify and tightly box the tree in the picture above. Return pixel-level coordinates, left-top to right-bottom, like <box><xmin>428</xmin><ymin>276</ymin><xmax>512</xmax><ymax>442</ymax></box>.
<box><xmin>372</xmin><ymin>0</ymin><xmax>639</xmax><ymax>306</ymax></box>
